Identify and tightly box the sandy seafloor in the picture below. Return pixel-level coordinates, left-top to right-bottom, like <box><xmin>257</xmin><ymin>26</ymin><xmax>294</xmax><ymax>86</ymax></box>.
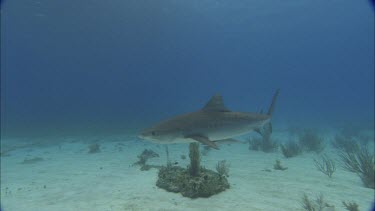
<box><xmin>1</xmin><ymin>131</ymin><xmax>374</xmax><ymax>211</ymax></box>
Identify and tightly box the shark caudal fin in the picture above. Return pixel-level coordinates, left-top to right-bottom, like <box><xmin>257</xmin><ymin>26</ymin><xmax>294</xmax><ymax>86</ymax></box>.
<box><xmin>267</xmin><ymin>89</ymin><xmax>280</xmax><ymax>116</ymax></box>
<box><xmin>256</xmin><ymin>89</ymin><xmax>280</xmax><ymax>139</ymax></box>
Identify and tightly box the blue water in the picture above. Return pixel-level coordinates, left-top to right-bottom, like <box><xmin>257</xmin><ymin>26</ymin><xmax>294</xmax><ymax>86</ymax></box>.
<box><xmin>0</xmin><ymin>1</ymin><xmax>374</xmax><ymax>210</ymax></box>
<box><xmin>2</xmin><ymin>0</ymin><xmax>374</xmax><ymax>138</ymax></box>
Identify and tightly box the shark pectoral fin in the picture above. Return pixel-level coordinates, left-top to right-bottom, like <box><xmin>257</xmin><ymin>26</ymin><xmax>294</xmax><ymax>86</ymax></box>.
<box><xmin>186</xmin><ymin>135</ymin><xmax>219</xmax><ymax>150</ymax></box>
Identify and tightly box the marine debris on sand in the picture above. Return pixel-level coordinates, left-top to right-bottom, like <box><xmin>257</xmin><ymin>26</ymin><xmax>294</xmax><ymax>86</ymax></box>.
<box><xmin>156</xmin><ymin>143</ymin><xmax>229</xmax><ymax>198</ymax></box>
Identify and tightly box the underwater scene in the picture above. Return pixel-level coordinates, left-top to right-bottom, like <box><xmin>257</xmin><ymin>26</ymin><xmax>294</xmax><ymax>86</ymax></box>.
<box><xmin>1</xmin><ymin>0</ymin><xmax>374</xmax><ymax>210</ymax></box>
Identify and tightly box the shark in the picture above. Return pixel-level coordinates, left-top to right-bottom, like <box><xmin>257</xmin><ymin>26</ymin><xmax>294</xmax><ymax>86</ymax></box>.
<box><xmin>139</xmin><ymin>89</ymin><xmax>280</xmax><ymax>150</ymax></box>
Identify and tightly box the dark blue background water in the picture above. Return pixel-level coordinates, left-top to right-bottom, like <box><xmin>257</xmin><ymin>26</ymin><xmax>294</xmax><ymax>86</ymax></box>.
<box><xmin>1</xmin><ymin>0</ymin><xmax>374</xmax><ymax>138</ymax></box>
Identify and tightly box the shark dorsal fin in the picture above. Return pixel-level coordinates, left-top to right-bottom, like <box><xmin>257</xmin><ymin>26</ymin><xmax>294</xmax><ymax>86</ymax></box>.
<box><xmin>202</xmin><ymin>94</ymin><xmax>230</xmax><ymax>112</ymax></box>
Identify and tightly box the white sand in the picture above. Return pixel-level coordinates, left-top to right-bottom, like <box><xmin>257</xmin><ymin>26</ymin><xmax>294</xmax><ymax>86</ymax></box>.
<box><xmin>1</xmin><ymin>133</ymin><xmax>374</xmax><ymax>211</ymax></box>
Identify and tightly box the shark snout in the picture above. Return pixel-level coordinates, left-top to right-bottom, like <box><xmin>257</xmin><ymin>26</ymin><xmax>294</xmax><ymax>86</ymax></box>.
<box><xmin>138</xmin><ymin>129</ymin><xmax>156</xmax><ymax>140</ymax></box>
<box><xmin>138</xmin><ymin>131</ymin><xmax>148</xmax><ymax>139</ymax></box>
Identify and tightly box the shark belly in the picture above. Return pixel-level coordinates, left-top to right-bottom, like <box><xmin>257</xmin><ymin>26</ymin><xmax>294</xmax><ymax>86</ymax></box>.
<box><xmin>206</xmin><ymin>126</ymin><xmax>255</xmax><ymax>140</ymax></box>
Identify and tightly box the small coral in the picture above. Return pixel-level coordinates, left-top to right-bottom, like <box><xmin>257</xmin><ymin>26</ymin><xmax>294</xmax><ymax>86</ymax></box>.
<box><xmin>301</xmin><ymin>193</ymin><xmax>334</xmax><ymax>211</ymax></box>
<box><xmin>357</xmin><ymin>133</ymin><xmax>372</xmax><ymax>146</ymax></box>
<box><xmin>88</xmin><ymin>143</ymin><xmax>100</xmax><ymax>154</ymax></box>
<box><xmin>216</xmin><ymin>160</ymin><xmax>230</xmax><ymax>177</ymax></box>
<box><xmin>331</xmin><ymin>134</ymin><xmax>358</xmax><ymax>153</ymax></box>
<box><xmin>287</xmin><ymin>126</ymin><xmax>303</xmax><ymax>136</ymax></box>
<box><xmin>301</xmin><ymin>194</ymin><xmax>315</xmax><ymax>211</ymax></box>
<box><xmin>281</xmin><ymin>141</ymin><xmax>302</xmax><ymax>158</ymax></box>
<box><xmin>314</xmin><ymin>154</ymin><xmax>336</xmax><ymax>178</ymax></box>
<box><xmin>273</xmin><ymin>160</ymin><xmax>288</xmax><ymax>171</ymax></box>
<box><xmin>248</xmin><ymin>136</ymin><xmax>278</xmax><ymax>153</ymax></box>
<box><xmin>298</xmin><ymin>129</ymin><xmax>325</xmax><ymax>153</ymax></box>
<box><xmin>342</xmin><ymin>201</ymin><xmax>359</xmax><ymax>211</ymax></box>
<box><xmin>261</xmin><ymin>136</ymin><xmax>278</xmax><ymax>153</ymax></box>
<box><xmin>339</xmin><ymin>145</ymin><xmax>374</xmax><ymax>189</ymax></box>
<box><xmin>340</xmin><ymin>124</ymin><xmax>362</xmax><ymax>138</ymax></box>
<box><xmin>133</xmin><ymin>149</ymin><xmax>159</xmax><ymax>169</ymax></box>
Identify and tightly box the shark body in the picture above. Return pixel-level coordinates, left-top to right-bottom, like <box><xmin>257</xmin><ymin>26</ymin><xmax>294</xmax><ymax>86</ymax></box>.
<box><xmin>139</xmin><ymin>90</ymin><xmax>279</xmax><ymax>149</ymax></box>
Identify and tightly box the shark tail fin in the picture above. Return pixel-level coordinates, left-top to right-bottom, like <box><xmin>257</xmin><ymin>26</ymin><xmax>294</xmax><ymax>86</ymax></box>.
<box><xmin>255</xmin><ymin>122</ymin><xmax>272</xmax><ymax>139</ymax></box>
<box><xmin>267</xmin><ymin>89</ymin><xmax>280</xmax><ymax>116</ymax></box>
<box><xmin>256</xmin><ymin>89</ymin><xmax>280</xmax><ymax>139</ymax></box>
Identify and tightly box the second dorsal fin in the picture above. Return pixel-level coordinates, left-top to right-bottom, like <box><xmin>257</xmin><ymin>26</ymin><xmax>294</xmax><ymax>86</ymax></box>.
<box><xmin>202</xmin><ymin>94</ymin><xmax>230</xmax><ymax>112</ymax></box>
